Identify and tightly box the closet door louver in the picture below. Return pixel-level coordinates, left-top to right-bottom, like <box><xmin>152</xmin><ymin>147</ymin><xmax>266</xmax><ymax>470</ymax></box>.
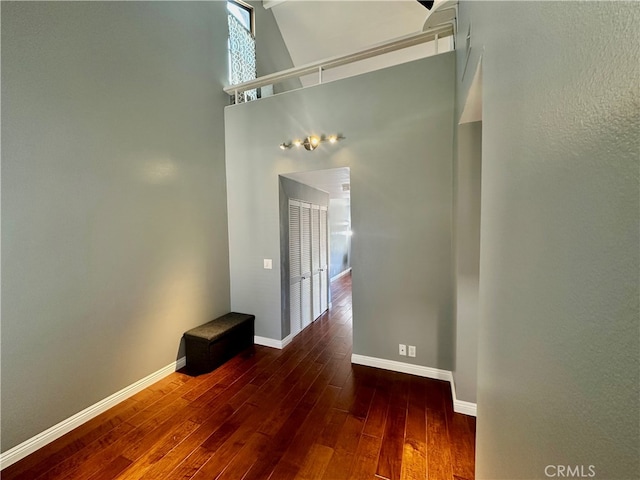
<box><xmin>300</xmin><ymin>203</ymin><xmax>312</xmax><ymax>328</ymax></box>
<box><xmin>312</xmin><ymin>206</ymin><xmax>321</xmax><ymax>320</ymax></box>
<box><xmin>289</xmin><ymin>200</ymin><xmax>329</xmax><ymax>336</ymax></box>
<box><xmin>289</xmin><ymin>200</ymin><xmax>302</xmax><ymax>335</ymax></box>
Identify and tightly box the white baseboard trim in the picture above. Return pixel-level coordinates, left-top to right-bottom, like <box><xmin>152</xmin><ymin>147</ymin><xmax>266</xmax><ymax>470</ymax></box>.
<box><xmin>254</xmin><ymin>335</ymin><xmax>282</xmax><ymax>349</ymax></box>
<box><xmin>330</xmin><ymin>267</ymin><xmax>352</xmax><ymax>282</ymax></box>
<box><xmin>0</xmin><ymin>356</ymin><xmax>187</xmax><ymax>470</ymax></box>
<box><xmin>453</xmin><ymin>398</ymin><xmax>477</xmax><ymax>417</ymax></box>
<box><xmin>254</xmin><ymin>333</ymin><xmax>293</xmax><ymax>350</ymax></box>
<box><xmin>351</xmin><ymin>354</ymin><xmax>452</xmax><ymax>381</ymax></box>
<box><xmin>450</xmin><ymin>378</ymin><xmax>478</xmax><ymax>416</ymax></box>
<box><xmin>281</xmin><ymin>333</ymin><xmax>293</xmax><ymax>349</ymax></box>
<box><xmin>350</xmin><ymin>354</ymin><xmax>477</xmax><ymax>417</ymax></box>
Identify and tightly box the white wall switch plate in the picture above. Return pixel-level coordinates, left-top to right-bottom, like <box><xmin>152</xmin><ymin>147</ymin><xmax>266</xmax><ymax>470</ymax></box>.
<box><xmin>399</xmin><ymin>344</ymin><xmax>407</xmax><ymax>356</ymax></box>
<box><xmin>408</xmin><ymin>345</ymin><xmax>416</xmax><ymax>357</ymax></box>
<box><xmin>263</xmin><ymin>259</ymin><xmax>272</xmax><ymax>269</ymax></box>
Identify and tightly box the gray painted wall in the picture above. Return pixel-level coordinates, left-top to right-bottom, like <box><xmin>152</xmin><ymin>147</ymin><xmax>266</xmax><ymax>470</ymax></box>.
<box><xmin>278</xmin><ymin>176</ymin><xmax>330</xmax><ymax>338</ymax></box>
<box><xmin>1</xmin><ymin>0</ymin><xmax>295</xmax><ymax>452</ymax></box>
<box><xmin>452</xmin><ymin>121</ymin><xmax>481</xmax><ymax>404</ymax></box>
<box><xmin>457</xmin><ymin>1</ymin><xmax>639</xmax><ymax>478</ymax></box>
<box><xmin>225</xmin><ymin>53</ymin><xmax>455</xmax><ymax>368</ymax></box>
<box><xmin>329</xmin><ymin>198</ymin><xmax>351</xmax><ymax>279</ymax></box>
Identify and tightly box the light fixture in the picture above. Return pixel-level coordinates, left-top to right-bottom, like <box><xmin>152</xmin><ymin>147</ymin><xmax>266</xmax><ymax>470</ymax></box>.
<box><xmin>279</xmin><ymin>133</ymin><xmax>344</xmax><ymax>152</ymax></box>
<box><xmin>303</xmin><ymin>136</ymin><xmax>321</xmax><ymax>151</ymax></box>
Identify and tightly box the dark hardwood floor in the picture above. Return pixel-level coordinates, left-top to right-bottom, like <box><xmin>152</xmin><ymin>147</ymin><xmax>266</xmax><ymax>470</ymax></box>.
<box><xmin>1</xmin><ymin>273</ymin><xmax>476</xmax><ymax>480</ymax></box>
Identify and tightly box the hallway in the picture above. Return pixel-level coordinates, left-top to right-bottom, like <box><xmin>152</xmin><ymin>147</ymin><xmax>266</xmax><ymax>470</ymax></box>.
<box><xmin>2</xmin><ymin>274</ymin><xmax>476</xmax><ymax>480</ymax></box>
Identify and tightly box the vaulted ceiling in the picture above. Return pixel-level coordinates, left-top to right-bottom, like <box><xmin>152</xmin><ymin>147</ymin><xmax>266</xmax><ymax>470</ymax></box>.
<box><xmin>264</xmin><ymin>1</ymin><xmax>455</xmax><ymax>198</ymax></box>
<box><xmin>266</xmin><ymin>0</ymin><xmax>432</xmax><ymax>67</ymax></box>
<box><xmin>270</xmin><ymin>0</ymin><xmax>456</xmax><ymax>86</ymax></box>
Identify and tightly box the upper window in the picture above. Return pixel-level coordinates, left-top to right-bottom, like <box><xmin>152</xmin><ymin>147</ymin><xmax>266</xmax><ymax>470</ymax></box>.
<box><xmin>228</xmin><ymin>0</ymin><xmax>257</xmax><ymax>102</ymax></box>
<box><xmin>228</xmin><ymin>0</ymin><xmax>253</xmax><ymax>34</ymax></box>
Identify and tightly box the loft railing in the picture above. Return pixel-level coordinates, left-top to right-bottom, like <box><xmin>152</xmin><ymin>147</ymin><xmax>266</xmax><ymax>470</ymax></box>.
<box><xmin>223</xmin><ymin>23</ymin><xmax>454</xmax><ymax>104</ymax></box>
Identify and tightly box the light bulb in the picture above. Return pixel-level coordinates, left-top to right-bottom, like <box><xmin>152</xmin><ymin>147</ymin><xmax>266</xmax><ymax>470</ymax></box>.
<box><xmin>293</xmin><ymin>139</ymin><xmax>302</xmax><ymax>147</ymax></box>
<box><xmin>328</xmin><ymin>135</ymin><xmax>337</xmax><ymax>144</ymax></box>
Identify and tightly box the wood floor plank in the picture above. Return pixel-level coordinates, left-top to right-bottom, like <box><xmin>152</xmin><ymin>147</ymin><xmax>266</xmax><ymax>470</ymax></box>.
<box><xmin>322</xmin><ymin>413</ymin><xmax>365</xmax><ymax>480</ymax></box>
<box><xmin>242</xmin><ymin>389</ymin><xmax>320</xmax><ymax>480</ymax></box>
<box><xmin>349</xmin><ymin>433</ymin><xmax>383</xmax><ymax>480</ymax></box>
<box><xmin>34</xmin><ymin>421</ymin><xmax>137</xmax><ymax>480</ymax></box>
<box><xmin>447</xmin><ymin>411</ymin><xmax>476</xmax><ymax>480</ymax></box>
<box><xmin>363</xmin><ymin>387</ymin><xmax>390</xmax><ymax>438</ymax></box>
<box><xmin>116</xmin><ymin>420</ymin><xmax>201</xmax><ymax>479</ymax></box>
<box><xmin>1</xmin><ymin>273</ymin><xmax>475</xmax><ymax>480</ymax></box>
<box><xmin>41</xmin><ymin>393</ymin><xmax>194</xmax><ymax>480</ymax></box>
<box><xmin>207</xmin><ymin>431</ymin><xmax>268</xmax><ymax>480</ymax></box>
<box><xmin>199</xmin><ymin>403</ymin><xmax>252</xmax><ymax>449</ymax></box>
<box><xmin>400</xmin><ymin>402</ymin><xmax>427</xmax><ymax>480</ymax></box>
<box><xmin>192</xmin><ymin>354</ymin><xmax>332</xmax><ymax>479</ymax></box>
<box><xmin>296</xmin><ymin>443</ymin><xmax>335</xmax><ymax>480</ymax></box>
<box><xmin>329</xmin><ymin>351</ymin><xmax>354</xmax><ymax>388</ymax></box>
<box><xmin>322</xmin><ymin>449</ymin><xmax>356</xmax><ymax>480</ymax></box>
<box><xmin>267</xmin><ymin>384</ymin><xmax>342</xmax><ymax>479</ymax></box>
<box><xmin>165</xmin><ymin>446</ymin><xmax>212</xmax><ymax>479</ymax></box>
<box><xmin>335</xmin><ymin>414</ymin><xmax>366</xmax><ymax>454</ymax></box>
<box><xmin>179</xmin><ymin>349</ymin><xmax>264</xmax><ymax>403</ymax></box>
<box><xmin>318</xmin><ymin>408</ymin><xmax>350</xmax><ymax>448</ymax></box>
<box><xmin>86</xmin><ymin>455</ymin><xmax>133</xmax><ymax>480</ymax></box>
<box><xmin>349</xmin><ymin>381</ymin><xmax>377</xmax><ymax>420</ymax></box>
<box><xmin>256</xmin><ymin>361</ymin><xmax>324</xmax><ymax>436</ymax></box>
<box><xmin>376</xmin><ymin>406</ymin><xmax>407</xmax><ymax>480</ymax></box>
<box><xmin>136</xmin><ymin>405</ymin><xmax>235</xmax><ymax>480</ymax></box>
<box><xmin>1</xmin><ymin>399</ymin><xmax>142</xmax><ymax>480</ymax></box>
<box><xmin>188</xmin><ymin>388</ymin><xmax>293</xmax><ymax>480</ymax></box>
<box><xmin>427</xmin><ymin>407</ymin><xmax>454</xmax><ymax>480</ymax></box>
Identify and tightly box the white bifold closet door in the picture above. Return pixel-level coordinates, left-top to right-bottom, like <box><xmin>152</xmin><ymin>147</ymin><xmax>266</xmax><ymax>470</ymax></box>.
<box><xmin>289</xmin><ymin>201</ymin><xmax>302</xmax><ymax>336</ymax></box>
<box><xmin>300</xmin><ymin>203</ymin><xmax>312</xmax><ymax>329</ymax></box>
<box><xmin>289</xmin><ymin>199</ymin><xmax>329</xmax><ymax>335</ymax></box>
<box><xmin>311</xmin><ymin>206</ymin><xmax>321</xmax><ymax>320</ymax></box>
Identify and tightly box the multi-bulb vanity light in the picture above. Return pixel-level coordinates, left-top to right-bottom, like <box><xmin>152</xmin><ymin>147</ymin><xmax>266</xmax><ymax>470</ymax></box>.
<box><xmin>280</xmin><ymin>134</ymin><xmax>344</xmax><ymax>151</ymax></box>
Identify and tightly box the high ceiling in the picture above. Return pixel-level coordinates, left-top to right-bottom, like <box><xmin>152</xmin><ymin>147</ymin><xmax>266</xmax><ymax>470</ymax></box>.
<box><xmin>266</xmin><ymin>0</ymin><xmax>446</xmax><ymax>86</ymax></box>
<box><xmin>268</xmin><ymin>0</ymin><xmax>430</xmax><ymax>65</ymax></box>
<box><xmin>266</xmin><ymin>1</ymin><xmax>454</xmax><ymax>198</ymax></box>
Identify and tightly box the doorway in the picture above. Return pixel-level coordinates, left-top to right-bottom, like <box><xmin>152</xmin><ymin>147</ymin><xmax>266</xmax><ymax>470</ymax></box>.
<box><xmin>279</xmin><ymin>167</ymin><xmax>352</xmax><ymax>341</ymax></box>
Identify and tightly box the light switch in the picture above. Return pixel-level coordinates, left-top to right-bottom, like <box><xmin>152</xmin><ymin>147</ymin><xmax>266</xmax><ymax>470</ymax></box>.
<box><xmin>263</xmin><ymin>259</ymin><xmax>273</xmax><ymax>270</ymax></box>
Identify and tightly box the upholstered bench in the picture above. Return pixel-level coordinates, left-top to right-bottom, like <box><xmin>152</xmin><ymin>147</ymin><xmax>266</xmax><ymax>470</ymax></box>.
<box><xmin>183</xmin><ymin>312</ymin><xmax>255</xmax><ymax>374</ymax></box>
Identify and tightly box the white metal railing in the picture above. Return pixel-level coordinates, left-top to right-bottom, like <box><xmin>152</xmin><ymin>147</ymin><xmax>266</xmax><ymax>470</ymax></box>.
<box><xmin>223</xmin><ymin>23</ymin><xmax>454</xmax><ymax>104</ymax></box>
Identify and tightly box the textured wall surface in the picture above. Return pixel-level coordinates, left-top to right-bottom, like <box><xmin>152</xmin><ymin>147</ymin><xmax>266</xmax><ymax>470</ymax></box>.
<box><xmin>225</xmin><ymin>54</ymin><xmax>455</xmax><ymax>367</ymax></box>
<box><xmin>457</xmin><ymin>2</ymin><xmax>640</xmax><ymax>478</ymax></box>
<box><xmin>452</xmin><ymin>121</ymin><xmax>482</xmax><ymax>404</ymax></box>
<box><xmin>0</xmin><ymin>0</ymin><xmax>295</xmax><ymax>453</ymax></box>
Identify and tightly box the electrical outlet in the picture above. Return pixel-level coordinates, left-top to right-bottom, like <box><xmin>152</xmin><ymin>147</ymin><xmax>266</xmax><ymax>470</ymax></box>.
<box><xmin>408</xmin><ymin>345</ymin><xmax>416</xmax><ymax>358</ymax></box>
<box><xmin>263</xmin><ymin>259</ymin><xmax>272</xmax><ymax>269</ymax></box>
<box><xmin>399</xmin><ymin>344</ymin><xmax>407</xmax><ymax>356</ymax></box>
